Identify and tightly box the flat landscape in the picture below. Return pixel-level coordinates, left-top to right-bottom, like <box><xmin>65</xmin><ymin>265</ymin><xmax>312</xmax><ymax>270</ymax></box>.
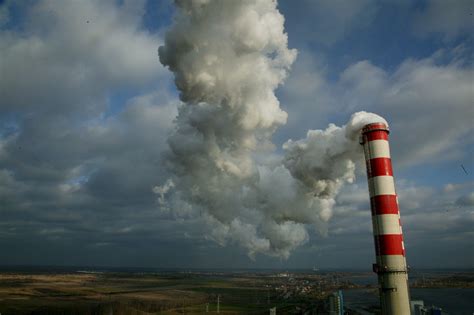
<box><xmin>0</xmin><ymin>269</ymin><xmax>472</xmax><ymax>314</ymax></box>
<box><xmin>0</xmin><ymin>270</ymin><xmax>319</xmax><ymax>314</ymax></box>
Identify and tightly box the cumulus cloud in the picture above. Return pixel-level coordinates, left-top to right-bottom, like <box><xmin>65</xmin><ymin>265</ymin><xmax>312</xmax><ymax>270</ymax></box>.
<box><xmin>398</xmin><ymin>182</ymin><xmax>474</xmax><ymax>268</ymax></box>
<box><xmin>275</xmin><ymin>39</ymin><xmax>473</xmax><ymax>266</ymax></box>
<box><xmin>0</xmin><ymin>0</ymin><xmax>172</xmax><ymax>189</ymax></box>
<box><xmin>344</xmin><ymin>55</ymin><xmax>472</xmax><ymax>166</ymax></box>
<box><xmin>0</xmin><ymin>0</ymin><xmax>164</xmax><ymax>116</ymax></box>
<box><xmin>278</xmin><ymin>47</ymin><xmax>468</xmax><ymax>172</ymax></box>
<box><xmin>0</xmin><ymin>0</ymin><xmax>183</xmax><ymax>263</ymax></box>
<box><xmin>323</xmin><ymin>177</ymin><xmax>474</xmax><ymax>266</ymax></box>
<box><xmin>281</xmin><ymin>48</ymin><xmax>473</xmax><ymax>169</ymax></box>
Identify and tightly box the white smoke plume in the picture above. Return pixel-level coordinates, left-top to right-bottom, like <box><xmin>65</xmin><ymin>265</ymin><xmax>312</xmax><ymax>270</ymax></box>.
<box><xmin>157</xmin><ymin>0</ymin><xmax>387</xmax><ymax>259</ymax></box>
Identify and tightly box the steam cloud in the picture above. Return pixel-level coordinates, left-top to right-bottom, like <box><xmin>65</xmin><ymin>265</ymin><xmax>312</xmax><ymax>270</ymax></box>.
<box><xmin>157</xmin><ymin>0</ymin><xmax>388</xmax><ymax>259</ymax></box>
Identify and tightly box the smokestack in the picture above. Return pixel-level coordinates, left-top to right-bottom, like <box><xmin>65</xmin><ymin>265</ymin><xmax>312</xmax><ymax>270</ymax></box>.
<box><xmin>360</xmin><ymin>122</ymin><xmax>411</xmax><ymax>315</ymax></box>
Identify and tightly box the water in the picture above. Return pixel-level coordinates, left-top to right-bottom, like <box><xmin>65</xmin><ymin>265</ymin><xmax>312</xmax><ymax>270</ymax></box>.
<box><xmin>343</xmin><ymin>288</ymin><xmax>474</xmax><ymax>314</ymax></box>
<box><xmin>411</xmin><ymin>288</ymin><xmax>474</xmax><ymax>314</ymax></box>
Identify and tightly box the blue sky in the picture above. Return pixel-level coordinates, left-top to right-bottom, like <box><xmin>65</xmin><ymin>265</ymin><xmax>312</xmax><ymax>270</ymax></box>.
<box><xmin>0</xmin><ymin>0</ymin><xmax>472</xmax><ymax>269</ymax></box>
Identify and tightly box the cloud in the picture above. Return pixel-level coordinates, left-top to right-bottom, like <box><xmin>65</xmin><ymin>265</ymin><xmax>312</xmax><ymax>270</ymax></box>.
<box><xmin>414</xmin><ymin>0</ymin><xmax>473</xmax><ymax>40</ymax></box>
<box><xmin>326</xmin><ymin>177</ymin><xmax>474</xmax><ymax>267</ymax></box>
<box><xmin>0</xmin><ymin>0</ymin><xmax>173</xmax><ymax>193</ymax></box>
<box><xmin>456</xmin><ymin>192</ymin><xmax>474</xmax><ymax>207</ymax></box>
<box><xmin>0</xmin><ymin>0</ymin><xmax>165</xmax><ymax>115</ymax></box>
<box><xmin>0</xmin><ymin>0</ymin><xmax>183</xmax><ymax>265</ymax></box>
<box><xmin>339</xmin><ymin>51</ymin><xmax>473</xmax><ymax>167</ymax></box>
<box><xmin>221</xmin><ymin>14</ymin><xmax>472</xmax><ymax>263</ymax></box>
<box><xmin>399</xmin><ymin>182</ymin><xmax>473</xmax><ymax>267</ymax></box>
<box><xmin>280</xmin><ymin>47</ymin><xmax>473</xmax><ymax>168</ymax></box>
<box><xmin>0</xmin><ymin>90</ymin><xmax>178</xmax><ymax>229</ymax></box>
<box><xmin>275</xmin><ymin>50</ymin><xmax>339</xmax><ymax>142</ymax></box>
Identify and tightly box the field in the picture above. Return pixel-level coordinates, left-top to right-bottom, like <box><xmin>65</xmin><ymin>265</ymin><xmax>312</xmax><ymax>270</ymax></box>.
<box><xmin>0</xmin><ymin>271</ymin><xmax>321</xmax><ymax>314</ymax></box>
<box><xmin>1</xmin><ymin>269</ymin><xmax>472</xmax><ymax>314</ymax></box>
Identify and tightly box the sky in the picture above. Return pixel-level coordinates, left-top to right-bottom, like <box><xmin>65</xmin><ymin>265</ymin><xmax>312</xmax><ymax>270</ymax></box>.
<box><xmin>0</xmin><ymin>0</ymin><xmax>473</xmax><ymax>269</ymax></box>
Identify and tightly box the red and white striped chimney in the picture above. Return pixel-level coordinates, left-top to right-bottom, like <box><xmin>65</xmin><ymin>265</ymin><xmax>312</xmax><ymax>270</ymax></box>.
<box><xmin>360</xmin><ymin>122</ymin><xmax>411</xmax><ymax>315</ymax></box>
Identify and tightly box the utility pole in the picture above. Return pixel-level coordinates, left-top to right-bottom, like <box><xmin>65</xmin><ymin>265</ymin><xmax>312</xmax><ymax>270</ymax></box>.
<box><xmin>217</xmin><ymin>295</ymin><xmax>220</xmax><ymax>313</ymax></box>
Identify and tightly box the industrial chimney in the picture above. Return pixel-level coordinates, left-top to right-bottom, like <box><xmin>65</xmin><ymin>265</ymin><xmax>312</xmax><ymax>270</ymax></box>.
<box><xmin>360</xmin><ymin>122</ymin><xmax>411</xmax><ymax>315</ymax></box>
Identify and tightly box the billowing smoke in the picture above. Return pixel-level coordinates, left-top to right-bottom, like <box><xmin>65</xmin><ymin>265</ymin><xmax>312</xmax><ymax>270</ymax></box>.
<box><xmin>157</xmin><ymin>0</ymin><xmax>387</xmax><ymax>259</ymax></box>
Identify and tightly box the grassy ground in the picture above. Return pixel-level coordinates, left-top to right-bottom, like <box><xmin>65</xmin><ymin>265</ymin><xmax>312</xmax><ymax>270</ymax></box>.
<box><xmin>0</xmin><ymin>272</ymin><xmax>314</xmax><ymax>314</ymax></box>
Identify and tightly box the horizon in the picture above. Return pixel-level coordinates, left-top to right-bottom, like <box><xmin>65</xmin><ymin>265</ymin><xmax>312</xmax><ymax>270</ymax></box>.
<box><xmin>1</xmin><ymin>264</ymin><xmax>473</xmax><ymax>274</ymax></box>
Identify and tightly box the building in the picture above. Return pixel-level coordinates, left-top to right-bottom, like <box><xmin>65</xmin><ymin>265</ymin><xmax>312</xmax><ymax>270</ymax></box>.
<box><xmin>411</xmin><ymin>300</ymin><xmax>449</xmax><ymax>315</ymax></box>
<box><xmin>328</xmin><ymin>290</ymin><xmax>344</xmax><ymax>315</ymax></box>
<box><xmin>411</xmin><ymin>300</ymin><xmax>424</xmax><ymax>315</ymax></box>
